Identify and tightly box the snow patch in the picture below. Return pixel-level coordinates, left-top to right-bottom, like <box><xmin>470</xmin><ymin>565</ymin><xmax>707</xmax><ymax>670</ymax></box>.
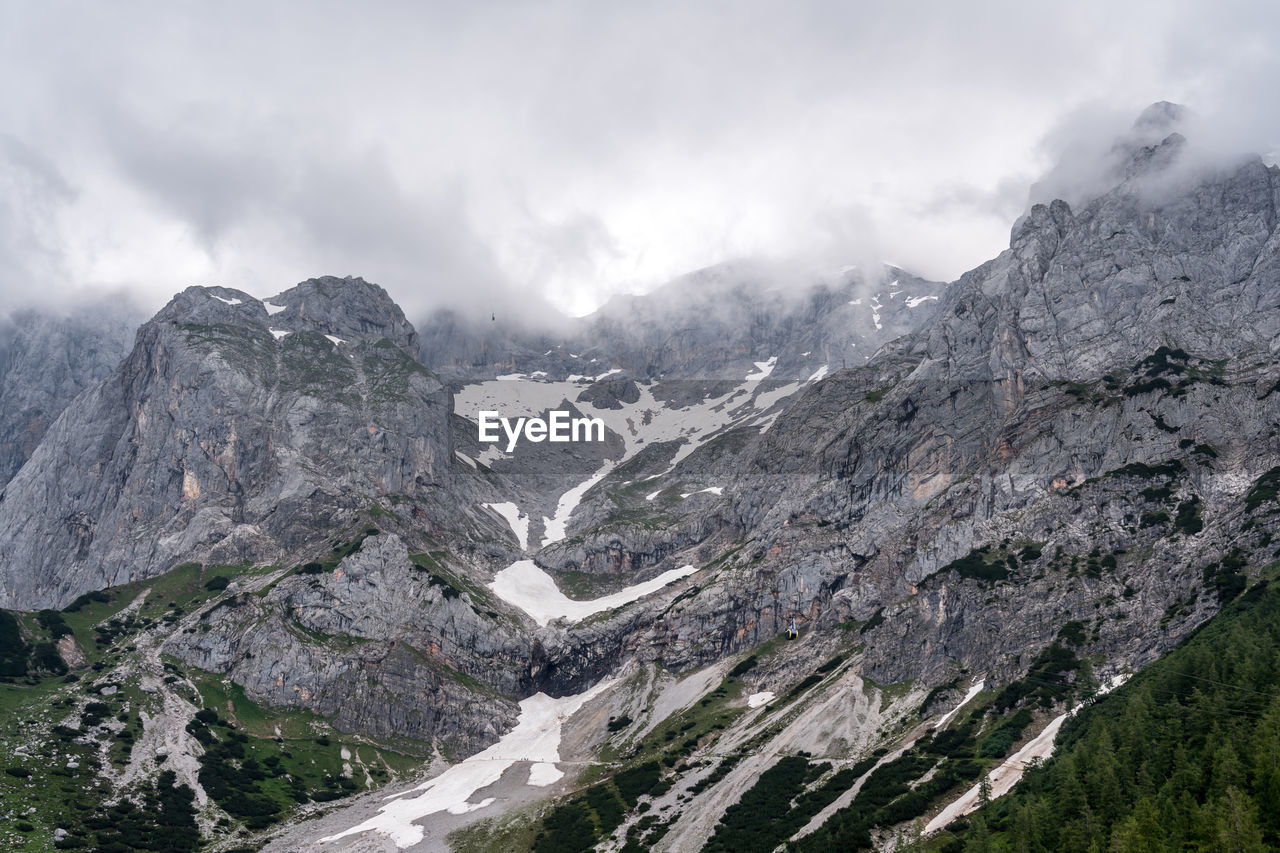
<box><xmin>476</xmin><ymin>445</ymin><xmax>504</xmax><ymax>466</ymax></box>
<box><xmin>747</xmin><ymin>691</ymin><xmax>775</xmax><ymax>709</ymax></box>
<box><xmin>905</xmin><ymin>294</ymin><xmax>939</xmax><ymax>308</ymax></box>
<box><xmin>567</xmin><ymin>367</ymin><xmax>621</xmax><ymax>383</ymax></box>
<box><xmin>320</xmin><ymin>681</ymin><xmax>615</xmax><ymax>848</ymax></box>
<box><xmin>542</xmin><ymin>463</ymin><xmax>613</xmax><ymax>546</ymax></box>
<box><xmin>263</xmin><ymin>301</ymin><xmax>286</xmax><ymax>315</ymax></box>
<box><xmin>527</xmin><ymin>762</ymin><xmax>563</xmax><ymax>786</ymax></box>
<box><xmin>210</xmin><ymin>294</ymin><xmax>242</xmax><ymax>305</ymax></box>
<box><xmin>933</xmin><ymin>679</ymin><xmax>984</xmax><ymax>730</ymax></box>
<box><xmin>454</xmin><ymin>451</ymin><xmax>477</xmax><ymax>469</ymax></box>
<box><xmin>269</xmin><ymin>329</ymin><xmax>291</xmax><ymax>340</ymax></box>
<box><xmin>496</xmin><ymin>373</ymin><xmax>526</xmax><ymax>381</ymax></box>
<box><xmin>645</xmin><ymin>489</ymin><xmax>663</xmax><ymax>502</ymax></box>
<box><xmin>745</xmin><ymin>357</ymin><xmax>777</xmax><ymax>381</ymax></box>
<box><xmin>485</xmin><ymin>502</ymin><xmax>530</xmax><ymax>550</ymax></box>
<box><xmin>324</xmin><ymin>335</ymin><xmax>346</xmax><ymax>346</ymax></box>
<box><xmin>490</xmin><ymin>560</ymin><xmax>697</xmax><ymax>627</ymax></box>
<box><xmin>926</xmin><ymin>674</ymin><xmax>1129</xmax><ymax>835</ymax></box>
<box><xmin>454</xmin><ymin>373</ymin><xmax>803</xmax><ymax>487</ymax></box>
<box><xmin>680</xmin><ymin>486</ymin><xmax>724</xmax><ymax>499</ymax></box>
<box><xmin>754</xmin><ymin>381</ymin><xmax>802</xmax><ymax>413</ymax></box>
<box><xmin>807</xmin><ymin>365</ymin><xmax>829</xmax><ymax>382</ymax></box>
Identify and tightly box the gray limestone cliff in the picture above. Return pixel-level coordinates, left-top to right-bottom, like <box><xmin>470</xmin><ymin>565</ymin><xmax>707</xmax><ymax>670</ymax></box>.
<box><xmin>0</xmin><ymin>301</ymin><xmax>140</xmax><ymax>485</ymax></box>
<box><xmin>0</xmin><ymin>276</ymin><xmax>458</xmax><ymax>609</ymax></box>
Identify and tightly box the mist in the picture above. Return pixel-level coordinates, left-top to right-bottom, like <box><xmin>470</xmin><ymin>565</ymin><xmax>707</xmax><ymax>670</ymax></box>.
<box><xmin>1</xmin><ymin>1</ymin><xmax>1278</xmax><ymax>324</ymax></box>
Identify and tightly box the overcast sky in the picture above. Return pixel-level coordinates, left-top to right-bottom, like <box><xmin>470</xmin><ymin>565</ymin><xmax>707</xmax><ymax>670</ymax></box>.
<box><xmin>1</xmin><ymin>1</ymin><xmax>1277</xmax><ymax>320</ymax></box>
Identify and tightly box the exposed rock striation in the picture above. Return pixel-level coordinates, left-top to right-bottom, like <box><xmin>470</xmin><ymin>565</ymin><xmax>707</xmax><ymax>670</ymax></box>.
<box><xmin>0</xmin><ymin>277</ymin><xmax>458</xmax><ymax>609</ymax></box>
<box><xmin>0</xmin><ymin>301</ymin><xmax>141</xmax><ymax>485</ymax></box>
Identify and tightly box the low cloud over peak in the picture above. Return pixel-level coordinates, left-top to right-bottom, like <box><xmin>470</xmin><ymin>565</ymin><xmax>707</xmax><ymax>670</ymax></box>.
<box><xmin>1</xmin><ymin>2</ymin><xmax>1278</xmax><ymax>321</ymax></box>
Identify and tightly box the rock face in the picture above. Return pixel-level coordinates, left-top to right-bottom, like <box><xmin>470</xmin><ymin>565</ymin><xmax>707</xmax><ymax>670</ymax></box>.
<box><xmin>0</xmin><ymin>277</ymin><xmax>457</xmax><ymax>609</ymax></box>
<box><xmin>0</xmin><ymin>301</ymin><xmax>140</xmax><ymax>485</ymax></box>
<box><xmin>7</xmin><ymin>106</ymin><xmax>1280</xmax><ymax>849</ymax></box>
<box><xmin>583</xmin><ymin>262</ymin><xmax>946</xmax><ymax>380</ymax></box>
<box><xmin>536</xmin><ymin>108</ymin><xmax>1280</xmax><ymax>698</ymax></box>
<box><xmin>167</xmin><ymin>533</ymin><xmax>526</xmax><ymax>754</ymax></box>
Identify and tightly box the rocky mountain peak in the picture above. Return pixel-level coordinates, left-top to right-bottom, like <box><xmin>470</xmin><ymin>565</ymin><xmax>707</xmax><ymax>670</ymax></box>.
<box><xmin>1131</xmin><ymin>100</ymin><xmax>1188</xmax><ymax>135</ymax></box>
<box><xmin>268</xmin><ymin>275</ymin><xmax>419</xmax><ymax>352</ymax></box>
<box><xmin>153</xmin><ymin>277</ymin><xmax>419</xmax><ymax>353</ymax></box>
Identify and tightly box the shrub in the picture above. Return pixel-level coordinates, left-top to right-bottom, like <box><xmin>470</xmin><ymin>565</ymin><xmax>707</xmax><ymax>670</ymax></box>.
<box><xmin>204</xmin><ymin>575</ymin><xmax>231</xmax><ymax>591</ymax></box>
<box><xmin>1245</xmin><ymin>467</ymin><xmax>1280</xmax><ymax>511</ymax></box>
<box><xmin>728</xmin><ymin>655</ymin><xmax>758</xmax><ymax>678</ymax></box>
<box><xmin>1174</xmin><ymin>497</ymin><xmax>1203</xmax><ymax>535</ymax></box>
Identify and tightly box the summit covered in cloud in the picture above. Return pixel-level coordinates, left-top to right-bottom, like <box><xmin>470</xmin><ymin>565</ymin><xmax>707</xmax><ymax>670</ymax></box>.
<box><xmin>3</xmin><ymin>1</ymin><xmax>1280</xmax><ymax>323</ymax></box>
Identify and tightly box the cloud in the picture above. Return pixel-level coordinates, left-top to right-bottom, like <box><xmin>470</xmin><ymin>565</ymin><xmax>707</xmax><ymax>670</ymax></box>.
<box><xmin>0</xmin><ymin>1</ymin><xmax>1277</xmax><ymax>322</ymax></box>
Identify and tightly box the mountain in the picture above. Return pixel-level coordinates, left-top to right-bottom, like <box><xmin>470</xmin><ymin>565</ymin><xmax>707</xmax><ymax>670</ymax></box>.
<box><xmin>0</xmin><ymin>300</ymin><xmax>141</xmax><ymax>485</ymax></box>
<box><xmin>0</xmin><ymin>276</ymin><xmax>460</xmax><ymax>610</ymax></box>
<box><xmin>2</xmin><ymin>104</ymin><xmax>1280</xmax><ymax>853</ymax></box>
<box><xmin>418</xmin><ymin>261</ymin><xmax>948</xmax><ymax>382</ymax></box>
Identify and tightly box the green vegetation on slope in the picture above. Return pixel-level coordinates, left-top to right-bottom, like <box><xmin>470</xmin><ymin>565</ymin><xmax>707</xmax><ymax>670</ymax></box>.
<box><xmin>944</xmin><ymin>572</ymin><xmax>1280</xmax><ymax>852</ymax></box>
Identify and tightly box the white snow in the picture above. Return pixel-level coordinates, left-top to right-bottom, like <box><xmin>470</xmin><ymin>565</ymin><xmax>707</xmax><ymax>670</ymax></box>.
<box><xmin>530</xmin><ymin>371</ymin><xmax>548</xmax><ymax>378</ymax></box>
<box><xmin>800</xmin><ymin>351</ymin><xmax>811</xmax><ymax>357</ymax></box>
<box><xmin>905</xmin><ymin>294</ymin><xmax>939</xmax><ymax>308</ymax></box>
<box><xmin>566</xmin><ymin>367</ymin><xmax>621</xmax><ymax>383</ymax></box>
<box><xmin>263</xmin><ymin>301</ymin><xmax>286</xmax><ymax>315</ymax></box>
<box><xmin>645</xmin><ymin>489</ymin><xmax>663</xmax><ymax>502</ymax></box>
<box><xmin>210</xmin><ymin>294</ymin><xmax>241</xmax><ymax>305</ymax></box>
<box><xmin>680</xmin><ymin>486</ymin><xmax>724</xmax><ymax>499</ymax></box>
<box><xmin>269</xmin><ymin>328</ymin><xmax>291</xmax><ymax>340</ymax></box>
<box><xmin>324</xmin><ymin>334</ymin><xmax>346</xmax><ymax>346</ymax></box>
<box><xmin>476</xmin><ymin>445</ymin><xmax>504</xmax><ymax>466</ymax></box>
<box><xmin>754</xmin><ymin>381</ymin><xmax>801</xmax><ymax>414</ymax></box>
<box><xmin>496</xmin><ymin>373</ymin><xmax>526</xmax><ymax>381</ymax></box>
<box><xmin>526</xmin><ymin>762</ymin><xmax>563</xmax><ymax>786</ymax></box>
<box><xmin>848</xmin><ymin>298</ymin><xmax>863</xmax><ymax>305</ymax></box>
<box><xmin>490</xmin><ymin>560</ymin><xmax>697</xmax><ymax>627</ymax></box>
<box><xmin>925</xmin><ymin>674</ymin><xmax>1129</xmax><ymax>835</ymax></box>
<box><xmin>455</xmin><ymin>371</ymin><xmax>803</xmax><ymax>488</ymax></box>
<box><xmin>807</xmin><ymin>364</ymin><xmax>829</xmax><ymax>382</ymax></box>
<box><xmin>746</xmin><ymin>691</ymin><xmax>775</xmax><ymax>709</ymax></box>
<box><xmin>542</xmin><ymin>462</ymin><xmax>614</xmax><ymax>546</ymax></box>
<box><xmin>745</xmin><ymin>356</ymin><xmax>777</xmax><ymax>381</ymax></box>
<box><xmin>933</xmin><ymin>679</ymin><xmax>985</xmax><ymax>730</ymax></box>
<box><xmin>320</xmin><ymin>681</ymin><xmax>615</xmax><ymax>848</ymax></box>
<box><xmin>454</xmin><ymin>451</ymin><xmax>477</xmax><ymax>469</ymax></box>
<box><xmin>485</xmin><ymin>502</ymin><xmax>530</xmax><ymax>550</ymax></box>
